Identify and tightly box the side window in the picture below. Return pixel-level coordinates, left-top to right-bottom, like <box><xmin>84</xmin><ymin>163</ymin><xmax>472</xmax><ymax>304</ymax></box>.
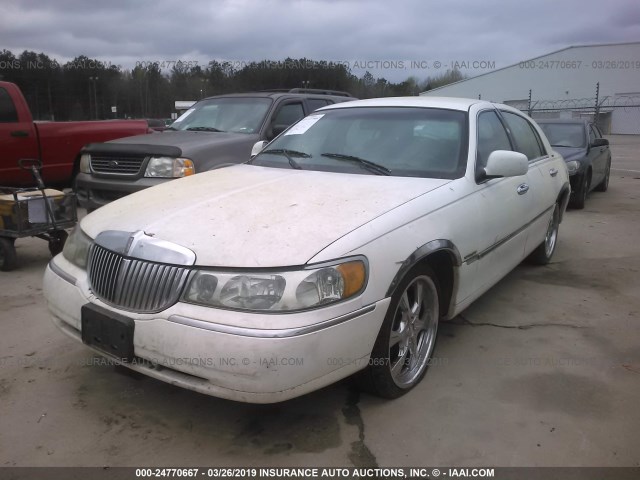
<box><xmin>0</xmin><ymin>87</ymin><xmax>19</xmax><ymax>123</ymax></box>
<box><xmin>476</xmin><ymin>110</ymin><xmax>512</xmax><ymax>172</ymax></box>
<box><xmin>588</xmin><ymin>125</ymin><xmax>597</xmax><ymax>145</ymax></box>
<box><xmin>272</xmin><ymin>102</ymin><xmax>305</xmax><ymax>127</ymax></box>
<box><xmin>500</xmin><ymin>111</ymin><xmax>544</xmax><ymax>161</ymax></box>
<box><xmin>307</xmin><ymin>98</ymin><xmax>330</xmax><ymax>112</ymax></box>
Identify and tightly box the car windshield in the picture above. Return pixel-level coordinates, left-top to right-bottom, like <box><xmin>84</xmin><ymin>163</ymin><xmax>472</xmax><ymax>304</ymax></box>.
<box><xmin>251</xmin><ymin>107</ymin><xmax>468</xmax><ymax>179</ymax></box>
<box><xmin>170</xmin><ymin>97</ymin><xmax>272</xmax><ymax>134</ymax></box>
<box><xmin>539</xmin><ymin>123</ymin><xmax>586</xmax><ymax>148</ymax></box>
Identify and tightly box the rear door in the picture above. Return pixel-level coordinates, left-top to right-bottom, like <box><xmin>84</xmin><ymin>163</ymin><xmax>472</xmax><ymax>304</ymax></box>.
<box><xmin>499</xmin><ymin>110</ymin><xmax>558</xmax><ymax>254</ymax></box>
<box><xmin>0</xmin><ymin>86</ymin><xmax>39</xmax><ymax>185</ymax></box>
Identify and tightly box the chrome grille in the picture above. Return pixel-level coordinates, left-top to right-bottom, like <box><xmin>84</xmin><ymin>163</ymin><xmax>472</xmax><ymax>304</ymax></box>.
<box><xmin>90</xmin><ymin>154</ymin><xmax>146</xmax><ymax>175</ymax></box>
<box><xmin>87</xmin><ymin>244</ymin><xmax>190</xmax><ymax>313</ymax></box>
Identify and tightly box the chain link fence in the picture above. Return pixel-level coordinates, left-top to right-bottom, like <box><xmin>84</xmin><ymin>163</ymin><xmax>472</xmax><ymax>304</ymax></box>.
<box><xmin>506</xmin><ymin>88</ymin><xmax>640</xmax><ymax>134</ymax></box>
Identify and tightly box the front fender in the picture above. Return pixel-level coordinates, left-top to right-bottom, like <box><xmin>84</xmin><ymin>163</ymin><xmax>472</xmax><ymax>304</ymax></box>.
<box><xmin>385</xmin><ymin>239</ymin><xmax>462</xmax><ymax>296</ymax></box>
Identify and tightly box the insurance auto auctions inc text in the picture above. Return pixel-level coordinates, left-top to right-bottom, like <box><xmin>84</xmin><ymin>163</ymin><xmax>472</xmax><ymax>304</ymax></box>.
<box><xmin>252</xmin><ymin>467</ymin><xmax>495</xmax><ymax>477</ymax></box>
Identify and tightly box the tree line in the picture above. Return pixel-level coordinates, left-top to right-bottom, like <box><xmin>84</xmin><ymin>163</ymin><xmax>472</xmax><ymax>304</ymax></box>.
<box><xmin>0</xmin><ymin>50</ymin><xmax>465</xmax><ymax>121</ymax></box>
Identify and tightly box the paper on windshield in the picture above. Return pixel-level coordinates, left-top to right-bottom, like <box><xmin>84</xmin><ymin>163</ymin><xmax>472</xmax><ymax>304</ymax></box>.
<box><xmin>284</xmin><ymin>114</ymin><xmax>324</xmax><ymax>135</ymax></box>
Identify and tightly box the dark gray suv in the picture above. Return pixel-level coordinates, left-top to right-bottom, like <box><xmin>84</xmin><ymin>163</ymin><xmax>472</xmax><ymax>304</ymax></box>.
<box><xmin>75</xmin><ymin>89</ymin><xmax>354</xmax><ymax>210</ymax></box>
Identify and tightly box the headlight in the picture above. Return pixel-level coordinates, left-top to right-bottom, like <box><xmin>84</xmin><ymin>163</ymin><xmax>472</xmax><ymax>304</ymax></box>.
<box><xmin>62</xmin><ymin>227</ymin><xmax>93</xmax><ymax>268</ymax></box>
<box><xmin>566</xmin><ymin>160</ymin><xmax>580</xmax><ymax>175</ymax></box>
<box><xmin>144</xmin><ymin>157</ymin><xmax>195</xmax><ymax>178</ymax></box>
<box><xmin>183</xmin><ymin>258</ymin><xmax>367</xmax><ymax>311</ymax></box>
<box><xmin>79</xmin><ymin>153</ymin><xmax>91</xmax><ymax>173</ymax></box>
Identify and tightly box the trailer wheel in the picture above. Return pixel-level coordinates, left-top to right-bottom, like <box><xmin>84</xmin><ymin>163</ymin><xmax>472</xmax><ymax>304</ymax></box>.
<box><xmin>0</xmin><ymin>237</ymin><xmax>18</xmax><ymax>271</ymax></box>
<box><xmin>48</xmin><ymin>230</ymin><xmax>68</xmax><ymax>257</ymax></box>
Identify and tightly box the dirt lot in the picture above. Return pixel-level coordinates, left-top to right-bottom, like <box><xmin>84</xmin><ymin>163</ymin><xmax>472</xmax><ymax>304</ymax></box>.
<box><xmin>1</xmin><ymin>136</ymin><xmax>639</xmax><ymax>468</ymax></box>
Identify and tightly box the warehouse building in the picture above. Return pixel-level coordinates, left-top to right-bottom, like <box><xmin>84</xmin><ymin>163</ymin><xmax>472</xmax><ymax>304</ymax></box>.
<box><xmin>420</xmin><ymin>42</ymin><xmax>640</xmax><ymax>134</ymax></box>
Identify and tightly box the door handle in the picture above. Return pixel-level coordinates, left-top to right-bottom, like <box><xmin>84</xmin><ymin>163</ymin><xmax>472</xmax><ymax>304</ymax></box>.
<box><xmin>10</xmin><ymin>130</ymin><xmax>29</xmax><ymax>138</ymax></box>
<box><xmin>549</xmin><ymin>168</ymin><xmax>558</xmax><ymax>177</ymax></box>
<box><xmin>517</xmin><ymin>183</ymin><xmax>529</xmax><ymax>195</ymax></box>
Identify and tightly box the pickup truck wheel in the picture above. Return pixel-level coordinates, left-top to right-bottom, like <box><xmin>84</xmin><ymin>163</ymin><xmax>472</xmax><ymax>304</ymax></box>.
<box><xmin>356</xmin><ymin>265</ymin><xmax>439</xmax><ymax>398</ymax></box>
<box><xmin>595</xmin><ymin>159</ymin><xmax>611</xmax><ymax>192</ymax></box>
<box><xmin>48</xmin><ymin>230</ymin><xmax>68</xmax><ymax>257</ymax></box>
<box><xmin>0</xmin><ymin>237</ymin><xmax>18</xmax><ymax>271</ymax></box>
<box><xmin>528</xmin><ymin>203</ymin><xmax>560</xmax><ymax>265</ymax></box>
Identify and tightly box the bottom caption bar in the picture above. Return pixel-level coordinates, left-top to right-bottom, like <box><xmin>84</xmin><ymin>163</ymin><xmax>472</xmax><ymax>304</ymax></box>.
<box><xmin>1</xmin><ymin>467</ymin><xmax>639</xmax><ymax>480</ymax></box>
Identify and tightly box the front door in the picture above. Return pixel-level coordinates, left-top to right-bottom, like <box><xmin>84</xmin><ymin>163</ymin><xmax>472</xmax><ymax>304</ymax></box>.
<box><xmin>0</xmin><ymin>86</ymin><xmax>39</xmax><ymax>185</ymax></box>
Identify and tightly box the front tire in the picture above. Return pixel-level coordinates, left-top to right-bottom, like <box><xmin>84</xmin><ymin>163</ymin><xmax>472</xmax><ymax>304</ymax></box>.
<box><xmin>570</xmin><ymin>173</ymin><xmax>588</xmax><ymax>209</ymax></box>
<box><xmin>0</xmin><ymin>237</ymin><xmax>18</xmax><ymax>271</ymax></box>
<box><xmin>595</xmin><ymin>159</ymin><xmax>611</xmax><ymax>192</ymax></box>
<box><xmin>356</xmin><ymin>265</ymin><xmax>440</xmax><ymax>399</ymax></box>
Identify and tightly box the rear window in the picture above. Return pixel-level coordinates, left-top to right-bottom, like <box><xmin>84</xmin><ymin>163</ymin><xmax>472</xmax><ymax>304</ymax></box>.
<box><xmin>501</xmin><ymin>111</ymin><xmax>545</xmax><ymax>160</ymax></box>
<box><xmin>307</xmin><ymin>98</ymin><xmax>331</xmax><ymax>112</ymax></box>
<box><xmin>0</xmin><ymin>88</ymin><xmax>19</xmax><ymax>123</ymax></box>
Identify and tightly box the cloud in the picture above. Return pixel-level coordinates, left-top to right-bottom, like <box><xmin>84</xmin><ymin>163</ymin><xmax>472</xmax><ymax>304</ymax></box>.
<box><xmin>1</xmin><ymin>0</ymin><xmax>638</xmax><ymax>81</ymax></box>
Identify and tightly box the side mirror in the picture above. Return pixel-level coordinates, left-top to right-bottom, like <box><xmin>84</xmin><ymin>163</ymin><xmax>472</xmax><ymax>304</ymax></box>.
<box><xmin>484</xmin><ymin>150</ymin><xmax>528</xmax><ymax>179</ymax></box>
<box><xmin>591</xmin><ymin>137</ymin><xmax>609</xmax><ymax>147</ymax></box>
<box><xmin>251</xmin><ymin>140</ymin><xmax>268</xmax><ymax>157</ymax></box>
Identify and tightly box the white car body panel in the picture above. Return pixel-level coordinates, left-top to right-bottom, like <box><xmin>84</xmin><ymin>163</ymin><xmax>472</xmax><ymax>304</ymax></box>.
<box><xmin>81</xmin><ymin>164</ymin><xmax>450</xmax><ymax>268</ymax></box>
<box><xmin>44</xmin><ymin>96</ymin><xmax>570</xmax><ymax>402</ymax></box>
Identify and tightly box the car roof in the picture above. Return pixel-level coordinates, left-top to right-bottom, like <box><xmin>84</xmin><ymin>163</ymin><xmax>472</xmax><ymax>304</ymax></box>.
<box><xmin>203</xmin><ymin>91</ymin><xmax>353</xmax><ymax>102</ymax></box>
<box><xmin>318</xmin><ymin>96</ymin><xmax>491</xmax><ymax>112</ymax></box>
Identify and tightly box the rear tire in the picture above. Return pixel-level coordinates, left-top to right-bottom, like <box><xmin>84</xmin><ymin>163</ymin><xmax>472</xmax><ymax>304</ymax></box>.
<box><xmin>0</xmin><ymin>237</ymin><xmax>18</xmax><ymax>271</ymax></box>
<box><xmin>356</xmin><ymin>264</ymin><xmax>440</xmax><ymax>399</ymax></box>
<box><xmin>528</xmin><ymin>203</ymin><xmax>560</xmax><ymax>265</ymax></box>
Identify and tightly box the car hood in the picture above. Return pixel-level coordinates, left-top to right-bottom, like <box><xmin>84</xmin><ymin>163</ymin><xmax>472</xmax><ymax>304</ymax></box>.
<box><xmin>80</xmin><ymin>165</ymin><xmax>451</xmax><ymax>267</ymax></box>
<box><xmin>106</xmin><ymin>130</ymin><xmax>253</xmax><ymax>151</ymax></box>
<box><xmin>552</xmin><ymin>146</ymin><xmax>587</xmax><ymax>163</ymax></box>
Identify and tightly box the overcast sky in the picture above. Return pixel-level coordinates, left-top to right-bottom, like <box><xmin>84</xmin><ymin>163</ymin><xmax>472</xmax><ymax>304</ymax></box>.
<box><xmin>2</xmin><ymin>0</ymin><xmax>639</xmax><ymax>82</ymax></box>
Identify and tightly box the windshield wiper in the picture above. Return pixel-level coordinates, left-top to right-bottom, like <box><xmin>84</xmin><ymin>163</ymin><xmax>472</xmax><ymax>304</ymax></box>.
<box><xmin>186</xmin><ymin>126</ymin><xmax>225</xmax><ymax>132</ymax></box>
<box><xmin>259</xmin><ymin>148</ymin><xmax>312</xmax><ymax>170</ymax></box>
<box><xmin>165</xmin><ymin>126</ymin><xmax>178</xmax><ymax>131</ymax></box>
<box><xmin>321</xmin><ymin>152</ymin><xmax>391</xmax><ymax>176</ymax></box>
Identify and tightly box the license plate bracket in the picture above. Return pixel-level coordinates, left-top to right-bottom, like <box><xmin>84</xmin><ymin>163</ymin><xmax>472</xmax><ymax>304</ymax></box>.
<box><xmin>81</xmin><ymin>303</ymin><xmax>135</xmax><ymax>362</ymax></box>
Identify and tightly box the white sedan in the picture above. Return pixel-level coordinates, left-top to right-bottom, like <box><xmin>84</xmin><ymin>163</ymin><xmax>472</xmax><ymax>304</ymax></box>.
<box><xmin>44</xmin><ymin>97</ymin><xmax>570</xmax><ymax>403</ymax></box>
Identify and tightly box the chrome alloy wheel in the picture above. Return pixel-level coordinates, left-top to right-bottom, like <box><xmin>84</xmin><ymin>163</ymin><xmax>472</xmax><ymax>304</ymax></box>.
<box><xmin>544</xmin><ymin>204</ymin><xmax>560</xmax><ymax>258</ymax></box>
<box><xmin>388</xmin><ymin>275</ymin><xmax>439</xmax><ymax>388</ymax></box>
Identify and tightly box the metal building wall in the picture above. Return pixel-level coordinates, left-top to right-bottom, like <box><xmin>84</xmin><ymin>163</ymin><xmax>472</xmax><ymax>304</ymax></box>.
<box><xmin>420</xmin><ymin>42</ymin><xmax>640</xmax><ymax>134</ymax></box>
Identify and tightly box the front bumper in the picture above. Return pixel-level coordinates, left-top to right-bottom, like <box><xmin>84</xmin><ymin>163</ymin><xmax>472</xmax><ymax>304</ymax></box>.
<box><xmin>564</xmin><ymin>160</ymin><xmax>587</xmax><ymax>196</ymax></box>
<box><xmin>75</xmin><ymin>173</ymin><xmax>170</xmax><ymax>210</ymax></box>
<box><xmin>44</xmin><ymin>257</ymin><xmax>389</xmax><ymax>403</ymax></box>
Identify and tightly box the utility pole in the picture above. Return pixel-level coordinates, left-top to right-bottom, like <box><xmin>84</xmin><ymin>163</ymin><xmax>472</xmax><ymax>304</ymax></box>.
<box><xmin>594</xmin><ymin>82</ymin><xmax>600</xmax><ymax>124</ymax></box>
<box><xmin>89</xmin><ymin>76</ymin><xmax>99</xmax><ymax>119</ymax></box>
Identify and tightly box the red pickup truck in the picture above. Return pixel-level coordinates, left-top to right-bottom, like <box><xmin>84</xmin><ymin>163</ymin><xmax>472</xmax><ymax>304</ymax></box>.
<box><xmin>0</xmin><ymin>81</ymin><xmax>151</xmax><ymax>186</ymax></box>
